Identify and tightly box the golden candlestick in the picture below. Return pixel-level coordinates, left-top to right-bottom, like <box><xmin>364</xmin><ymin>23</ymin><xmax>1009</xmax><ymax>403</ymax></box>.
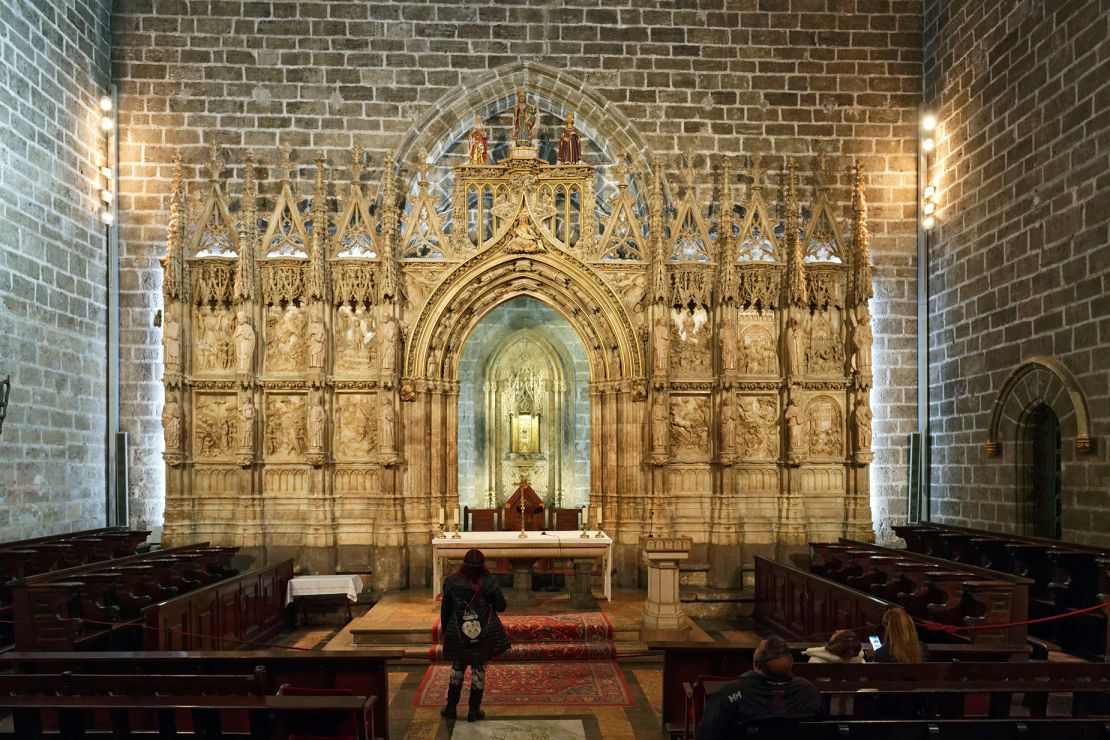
<box><xmin>518</xmin><ymin>498</ymin><xmax>528</xmax><ymax>539</ymax></box>
<box><xmin>580</xmin><ymin>505</ymin><xmax>589</xmax><ymax>538</ymax></box>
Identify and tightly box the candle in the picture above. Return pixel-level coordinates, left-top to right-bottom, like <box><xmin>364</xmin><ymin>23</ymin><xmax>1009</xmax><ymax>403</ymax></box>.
<box><xmin>438</xmin><ymin>506</ymin><xmax>445</xmax><ymax>525</ymax></box>
<box><xmin>455</xmin><ymin>506</ymin><xmax>461</xmax><ymax>530</ymax></box>
<box><xmin>596</xmin><ymin>506</ymin><xmax>602</xmax><ymax>527</ymax></box>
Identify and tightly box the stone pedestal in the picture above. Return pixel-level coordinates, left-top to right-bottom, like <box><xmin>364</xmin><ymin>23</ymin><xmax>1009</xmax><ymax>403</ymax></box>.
<box><xmin>641</xmin><ymin>536</ymin><xmax>692</xmax><ymax>631</ymax></box>
<box><xmin>569</xmin><ymin>558</ymin><xmax>598</xmax><ymax>610</ymax></box>
<box><xmin>508</xmin><ymin>559</ymin><xmax>536</xmax><ymax>606</ymax></box>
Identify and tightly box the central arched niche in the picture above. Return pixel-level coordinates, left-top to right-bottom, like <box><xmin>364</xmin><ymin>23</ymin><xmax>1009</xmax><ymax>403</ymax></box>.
<box><xmin>457</xmin><ymin>296</ymin><xmax>590</xmax><ymax>511</ymax></box>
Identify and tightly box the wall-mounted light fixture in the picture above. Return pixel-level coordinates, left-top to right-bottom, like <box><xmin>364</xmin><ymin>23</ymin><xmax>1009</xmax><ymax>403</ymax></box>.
<box><xmin>921</xmin><ymin>113</ymin><xmax>939</xmax><ymax>231</ymax></box>
<box><xmin>98</xmin><ymin>94</ymin><xmax>116</xmax><ymax>225</ymax></box>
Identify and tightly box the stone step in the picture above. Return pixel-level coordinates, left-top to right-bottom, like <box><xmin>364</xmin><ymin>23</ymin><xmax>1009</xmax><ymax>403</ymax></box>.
<box><xmin>678</xmin><ymin>562</ymin><xmax>709</xmax><ymax>588</ymax></box>
<box><xmin>679</xmin><ymin>587</ymin><xmax>754</xmax><ymax>619</ymax></box>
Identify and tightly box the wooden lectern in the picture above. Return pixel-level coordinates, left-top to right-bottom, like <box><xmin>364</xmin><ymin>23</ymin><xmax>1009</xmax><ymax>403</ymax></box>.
<box><xmin>503</xmin><ymin>480</ymin><xmax>545</xmax><ymax>531</ymax></box>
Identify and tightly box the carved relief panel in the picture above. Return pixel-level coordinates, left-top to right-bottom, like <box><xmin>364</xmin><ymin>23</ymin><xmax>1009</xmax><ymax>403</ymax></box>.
<box><xmin>671</xmin><ymin>307</ymin><xmax>711</xmax><ymax>377</ymax></box>
<box><xmin>264</xmin><ymin>393</ymin><xmax>307</xmax><ymax>460</ymax></box>
<box><xmin>805</xmin><ymin>396</ymin><xmax>843</xmax><ymax>459</ymax></box>
<box><xmin>333</xmin><ymin>393</ymin><xmax>378</xmax><ymax>460</ymax></box>
<box><xmin>735</xmin><ymin>395</ymin><xmax>779</xmax><ymax>460</ymax></box>
<box><xmin>264</xmin><ymin>304</ymin><xmax>307</xmax><ymax>373</ymax></box>
<box><xmin>334</xmin><ymin>305</ymin><xmax>378</xmax><ymax>373</ymax></box>
<box><xmin>193</xmin><ymin>394</ymin><xmax>236</xmax><ymax>460</ymax></box>
<box><xmin>670</xmin><ymin>395</ymin><xmax>710</xmax><ymax>461</ymax></box>
<box><xmin>192</xmin><ymin>306</ymin><xmax>235</xmax><ymax>373</ymax></box>
<box><xmin>805</xmin><ymin>316</ymin><xmax>844</xmax><ymax>376</ymax></box>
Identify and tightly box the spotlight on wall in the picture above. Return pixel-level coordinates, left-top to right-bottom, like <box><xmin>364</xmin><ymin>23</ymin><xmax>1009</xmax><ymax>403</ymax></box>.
<box><xmin>922</xmin><ymin>137</ymin><xmax>935</xmax><ymax>152</ymax></box>
<box><xmin>97</xmin><ymin>88</ymin><xmax>117</xmax><ymax>229</ymax></box>
<box><xmin>100</xmin><ymin>96</ymin><xmax>113</xmax><ymax>112</ymax></box>
<box><xmin>922</xmin><ymin>114</ymin><xmax>937</xmax><ymax>131</ymax></box>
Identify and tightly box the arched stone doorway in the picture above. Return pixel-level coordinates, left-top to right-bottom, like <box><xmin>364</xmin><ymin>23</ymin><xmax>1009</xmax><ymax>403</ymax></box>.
<box><xmin>457</xmin><ymin>296</ymin><xmax>591</xmax><ymax>509</ymax></box>
<box><xmin>1019</xmin><ymin>403</ymin><xmax>1062</xmax><ymax>539</ymax></box>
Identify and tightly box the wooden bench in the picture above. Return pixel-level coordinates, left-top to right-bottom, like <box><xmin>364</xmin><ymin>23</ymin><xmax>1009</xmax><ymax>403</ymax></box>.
<box><xmin>0</xmin><ymin>693</ymin><xmax>377</xmax><ymax>739</ymax></box>
<box><xmin>725</xmin><ymin>718</ymin><xmax>1110</xmax><ymax>739</ymax></box>
<box><xmin>141</xmin><ymin>559</ymin><xmax>294</xmax><ymax>650</ymax></box>
<box><xmin>0</xmin><ymin>648</ymin><xmax>403</xmax><ymax>739</ymax></box>
<box><xmin>8</xmin><ymin>543</ymin><xmax>239</xmax><ymax>651</ymax></box>
<box><xmin>648</xmin><ymin>642</ymin><xmax>1028</xmax><ymax>737</ymax></box>
<box><xmin>895</xmin><ymin>522</ymin><xmax>1110</xmax><ymax>660</ymax></box>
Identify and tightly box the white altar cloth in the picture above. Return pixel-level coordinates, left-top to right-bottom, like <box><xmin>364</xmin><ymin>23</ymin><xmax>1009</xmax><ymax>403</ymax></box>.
<box><xmin>285</xmin><ymin>574</ymin><xmax>364</xmax><ymax>605</ymax></box>
<box><xmin>431</xmin><ymin>531</ymin><xmax>613</xmax><ymax>601</ymax></box>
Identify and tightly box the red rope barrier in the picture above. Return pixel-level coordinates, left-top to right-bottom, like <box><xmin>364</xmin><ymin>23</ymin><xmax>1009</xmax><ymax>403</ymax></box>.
<box><xmin>916</xmin><ymin>600</ymin><xmax>1110</xmax><ymax>634</ymax></box>
<box><xmin>0</xmin><ymin>616</ymin><xmax>319</xmax><ymax>652</ymax></box>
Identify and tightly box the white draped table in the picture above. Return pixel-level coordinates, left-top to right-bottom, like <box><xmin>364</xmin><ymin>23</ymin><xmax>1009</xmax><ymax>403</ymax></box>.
<box><xmin>431</xmin><ymin>531</ymin><xmax>613</xmax><ymax>601</ymax></box>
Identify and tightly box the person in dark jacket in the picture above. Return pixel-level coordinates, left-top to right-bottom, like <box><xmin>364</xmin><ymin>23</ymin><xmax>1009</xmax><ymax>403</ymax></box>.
<box><xmin>439</xmin><ymin>548</ymin><xmax>510</xmax><ymax>722</ymax></box>
<box><xmin>696</xmin><ymin>635</ymin><xmax>823</xmax><ymax>740</ymax></box>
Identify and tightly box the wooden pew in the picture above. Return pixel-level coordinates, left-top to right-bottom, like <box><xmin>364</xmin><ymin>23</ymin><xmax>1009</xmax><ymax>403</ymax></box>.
<box><xmin>0</xmin><ymin>693</ymin><xmax>376</xmax><ymax>739</ymax></box>
<box><xmin>1</xmin><ymin>648</ymin><xmax>403</xmax><ymax>739</ymax></box>
<box><xmin>895</xmin><ymin>523</ymin><xmax>1110</xmax><ymax>659</ymax></box>
<box><xmin>463</xmin><ymin>506</ymin><xmax>501</xmax><ymax>532</ymax></box>
<box><xmin>648</xmin><ymin>643</ymin><xmax>1095</xmax><ymax>739</ymax></box>
<box><xmin>821</xmin><ymin>540</ymin><xmax>1032</xmax><ymax>648</ymax></box>
<box><xmin>141</xmin><ymin>559</ymin><xmax>294</xmax><ymax>650</ymax></box>
<box><xmin>8</xmin><ymin>543</ymin><xmax>239</xmax><ymax>652</ymax></box>
<box><xmin>734</xmin><ymin>718</ymin><xmax>1110</xmax><ymax>739</ymax></box>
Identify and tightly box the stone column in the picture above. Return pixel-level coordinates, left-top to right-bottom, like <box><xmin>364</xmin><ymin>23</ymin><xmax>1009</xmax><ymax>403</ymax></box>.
<box><xmin>509</xmin><ymin>558</ymin><xmax>537</xmax><ymax>606</ymax></box>
<box><xmin>569</xmin><ymin>558</ymin><xmax>598</xmax><ymax>610</ymax></box>
<box><xmin>641</xmin><ymin>535</ymin><xmax>691</xmax><ymax>631</ymax></box>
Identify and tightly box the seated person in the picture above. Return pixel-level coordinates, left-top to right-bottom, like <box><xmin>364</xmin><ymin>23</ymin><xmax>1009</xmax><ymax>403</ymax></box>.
<box><xmin>803</xmin><ymin>629</ymin><xmax>866</xmax><ymax>663</ymax></box>
<box><xmin>696</xmin><ymin>634</ymin><xmax>823</xmax><ymax>740</ymax></box>
<box><xmin>872</xmin><ymin>606</ymin><xmax>926</xmax><ymax>663</ymax></box>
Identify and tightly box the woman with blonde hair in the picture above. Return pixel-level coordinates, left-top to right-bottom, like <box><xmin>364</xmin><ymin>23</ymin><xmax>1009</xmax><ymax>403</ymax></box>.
<box><xmin>873</xmin><ymin>607</ymin><xmax>925</xmax><ymax>663</ymax></box>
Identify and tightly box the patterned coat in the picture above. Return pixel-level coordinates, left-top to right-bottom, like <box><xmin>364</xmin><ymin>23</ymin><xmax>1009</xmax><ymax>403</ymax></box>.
<box><xmin>439</xmin><ymin>573</ymin><xmax>510</xmax><ymax>665</ymax></box>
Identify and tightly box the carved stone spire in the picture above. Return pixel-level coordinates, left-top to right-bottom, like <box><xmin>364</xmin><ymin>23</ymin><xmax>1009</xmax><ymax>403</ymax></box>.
<box><xmin>852</xmin><ymin>160</ymin><xmax>873</xmax><ymax>306</ymax></box>
<box><xmin>233</xmin><ymin>151</ymin><xmax>257</xmax><ymax>303</ymax></box>
<box><xmin>162</xmin><ymin>150</ymin><xmax>185</xmax><ymax>301</ymax></box>
<box><xmin>349</xmin><ymin>144</ymin><xmax>365</xmax><ymax>188</ymax></box>
<box><xmin>782</xmin><ymin>158</ymin><xmax>807</xmax><ymax>308</ymax></box>
<box><xmin>649</xmin><ymin>157</ymin><xmax>668</xmax><ymax>305</ymax></box>
<box><xmin>378</xmin><ymin>152</ymin><xmax>401</xmax><ymax>302</ymax></box>
<box><xmin>206</xmin><ymin>142</ymin><xmax>222</xmax><ymax>183</ymax></box>
<box><xmin>308</xmin><ymin>151</ymin><xmax>328</xmax><ymax>301</ymax></box>
<box><xmin>717</xmin><ymin>157</ymin><xmax>737</xmax><ymax>305</ymax></box>
<box><xmin>749</xmin><ymin>154</ymin><xmax>764</xmax><ymax>194</ymax></box>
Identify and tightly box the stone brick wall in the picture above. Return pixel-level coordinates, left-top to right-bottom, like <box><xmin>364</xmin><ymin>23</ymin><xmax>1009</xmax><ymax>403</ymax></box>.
<box><xmin>0</xmin><ymin>0</ymin><xmax>112</xmax><ymax>540</ymax></box>
<box><xmin>924</xmin><ymin>0</ymin><xmax>1110</xmax><ymax>544</ymax></box>
<box><xmin>112</xmin><ymin>0</ymin><xmax>924</xmax><ymax>535</ymax></box>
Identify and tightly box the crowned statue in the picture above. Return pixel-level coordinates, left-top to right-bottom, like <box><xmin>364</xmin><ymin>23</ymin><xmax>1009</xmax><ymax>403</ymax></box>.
<box><xmin>557</xmin><ymin>112</ymin><xmax>583</xmax><ymax>164</ymax></box>
<box><xmin>467</xmin><ymin>115</ymin><xmax>489</xmax><ymax>164</ymax></box>
<box><xmin>512</xmin><ymin>90</ymin><xmax>537</xmax><ymax>147</ymax></box>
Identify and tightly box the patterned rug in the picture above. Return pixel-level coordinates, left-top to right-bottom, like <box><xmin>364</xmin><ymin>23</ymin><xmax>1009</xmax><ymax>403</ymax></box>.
<box><xmin>427</xmin><ymin>641</ymin><xmax>616</xmax><ymax>661</ymax></box>
<box><xmin>413</xmin><ymin>661</ymin><xmax>633</xmax><ymax>707</ymax></box>
<box><xmin>431</xmin><ymin>612</ymin><xmax>613</xmax><ymax>643</ymax></box>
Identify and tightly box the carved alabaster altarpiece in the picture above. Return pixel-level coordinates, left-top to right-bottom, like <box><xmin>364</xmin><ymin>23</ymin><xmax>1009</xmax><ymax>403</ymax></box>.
<box><xmin>160</xmin><ymin>136</ymin><xmax>875</xmax><ymax>590</ymax></box>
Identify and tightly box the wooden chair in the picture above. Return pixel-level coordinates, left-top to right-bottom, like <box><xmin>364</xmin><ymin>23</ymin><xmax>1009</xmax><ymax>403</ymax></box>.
<box><xmin>547</xmin><ymin>507</ymin><xmax>582</xmax><ymax>531</ymax></box>
<box><xmin>463</xmin><ymin>507</ymin><xmax>500</xmax><ymax>532</ymax></box>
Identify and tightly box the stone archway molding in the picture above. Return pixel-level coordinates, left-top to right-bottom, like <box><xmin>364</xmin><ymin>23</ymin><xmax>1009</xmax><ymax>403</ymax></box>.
<box><xmin>403</xmin><ymin>223</ymin><xmax>644</xmax><ymax>384</ymax></box>
<box><xmin>986</xmin><ymin>355</ymin><xmax>1094</xmax><ymax>457</ymax></box>
<box><xmin>391</xmin><ymin>60</ymin><xmax>663</xmax><ymax>191</ymax></box>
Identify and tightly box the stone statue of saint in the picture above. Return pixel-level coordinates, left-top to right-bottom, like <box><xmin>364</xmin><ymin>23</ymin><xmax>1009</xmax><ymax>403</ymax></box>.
<box><xmin>162</xmin><ymin>394</ymin><xmax>181</xmax><ymax>449</ymax></box>
<box><xmin>379</xmin><ymin>313</ymin><xmax>398</xmax><ymax>376</ymax></box>
<box><xmin>718</xmin><ymin>315</ymin><xmax>737</xmax><ymax>373</ymax></box>
<box><xmin>785</xmin><ymin>316</ymin><xmax>803</xmax><ymax>377</ymax></box>
<box><xmin>307</xmin><ymin>395</ymin><xmax>326</xmax><ymax>450</ymax></box>
<box><xmin>233</xmin><ymin>310</ymin><xmax>255</xmax><ymax>375</ymax></box>
<box><xmin>652</xmin><ymin>315</ymin><xmax>669</xmax><ymax>374</ymax></box>
<box><xmin>650</xmin><ymin>395</ymin><xmax>669</xmax><ymax>450</ymax></box>
<box><xmin>162</xmin><ymin>308</ymin><xmax>180</xmax><ymax>371</ymax></box>
<box><xmin>720</xmin><ymin>394</ymin><xmax>738</xmax><ymax>451</ymax></box>
<box><xmin>850</xmin><ymin>307</ymin><xmax>873</xmax><ymax>375</ymax></box>
<box><xmin>237</xmin><ymin>393</ymin><xmax>254</xmax><ymax>449</ymax></box>
<box><xmin>307</xmin><ymin>315</ymin><xmax>326</xmax><ymax>368</ymax></box>
<box><xmin>512</xmin><ymin>90</ymin><xmax>536</xmax><ymax>146</ymax></box>
<box><xmin>854</xmin><ymin>396</ymin><xmax>873</xmax><ymax>451</ymax></box>
<box><xmin>468</xmin><ymin>115</ymin><xmax>489</xmax><ymax>164</ymax></box>
<box><xmin>509</xmin><ymin>211</ymin><xmax>544</xmax><ymax>253</ymax></box>
<box><xmin>380</xmin><ymin>396</ymin><xmax>396</xmax><ymax>452</ymax></box>
<box><xmin>556</xmin><ymin>112</ymin><xmax>582</xmax><ymax>164</ymax></box>
<box><xmin>785</xmin><ymin>397</ymin><xmax>805</xmax><ymax>453</ymax></box>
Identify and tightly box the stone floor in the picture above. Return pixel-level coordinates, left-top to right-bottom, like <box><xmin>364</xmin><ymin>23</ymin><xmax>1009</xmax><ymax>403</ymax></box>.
<box><xmin>277</xmin><ymin>591</ymin><xmax>758</xmax><ymax>739</ymax></box>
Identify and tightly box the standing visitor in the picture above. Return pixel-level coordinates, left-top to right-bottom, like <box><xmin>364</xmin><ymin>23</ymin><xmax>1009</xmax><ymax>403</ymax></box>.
<box><xmin>439</xmin><ymin>549</ymin><xmax>510</xmax><ymax>722</ymax></box>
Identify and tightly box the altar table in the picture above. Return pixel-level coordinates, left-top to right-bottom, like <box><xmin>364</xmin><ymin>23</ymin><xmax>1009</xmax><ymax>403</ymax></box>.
<box><xmin>285</xmin><ymin>574</ymin><xmax>364</xmax><ymax>624</ymax></box>
<box><xmin>431</xmin><ymin>531</ymin><xmax>613</xmax><ymax>601</ymax></box>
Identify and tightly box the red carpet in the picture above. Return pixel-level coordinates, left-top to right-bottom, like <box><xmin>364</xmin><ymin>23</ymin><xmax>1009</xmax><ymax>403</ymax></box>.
<box><xmin>413</xmin><ymin>661</ymin><xmax>633</xmax><ymax>707</ymax></box>
<box><xmin>430</xmin><ymin>612</ymin><xmax>616</xmax><ymax>661</ymax></box>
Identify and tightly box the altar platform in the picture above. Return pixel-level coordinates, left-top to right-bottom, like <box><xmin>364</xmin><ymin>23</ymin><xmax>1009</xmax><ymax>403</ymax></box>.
<box><xmin>327</xmin><ymin>588</ymin><xmax>713</xmax><ymax>663</ymax></box>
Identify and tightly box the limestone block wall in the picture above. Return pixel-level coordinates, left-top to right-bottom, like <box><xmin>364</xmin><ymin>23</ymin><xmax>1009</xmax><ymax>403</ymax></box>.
<box><xmin>0</xmin><ymin>0</ymin><xmax>112</xmax><ymax>540</ymax></box>
<box><xmin>924</xmin><ymin>0</ymin><xmax>1110</xmax><ymax>544</ymax></box>
<box><xmin>112</xmin><ymin>0</ymin><xmax>924</xmax><ymax>535</ymax></box>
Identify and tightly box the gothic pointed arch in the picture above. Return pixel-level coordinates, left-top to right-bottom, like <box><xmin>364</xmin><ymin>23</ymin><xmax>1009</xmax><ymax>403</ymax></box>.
<box><xmin>391</xmin><ymin>61</ymin><xmax>665</xmax><ymax>196</ymax></box>
<box><xmin>404</xmin><ymin>220</ymin><xmax>643</xmax><ymax>383</ymax></box>
<box><xmin>986</xmin><ymin>355</ymin><xmax>1095</xmax><ymax>457</ymax></box>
